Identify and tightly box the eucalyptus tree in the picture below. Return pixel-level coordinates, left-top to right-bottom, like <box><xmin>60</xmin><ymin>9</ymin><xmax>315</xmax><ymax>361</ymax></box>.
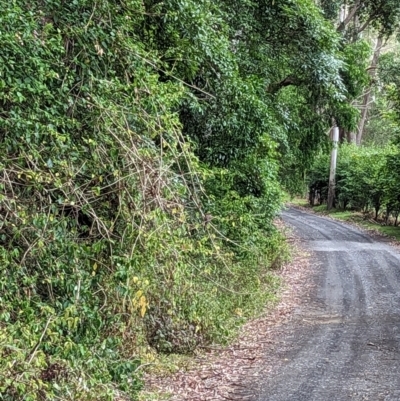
<box><xmin>361</xmin><ymin>47</ymin><xmax>400</xmax><ymax>145</ymax></box>
<box><xmin>319</xmin><ymin>0</ymin><xmax>400</xmax><ymax>144</ymax></box>
<box><xmin>200</xmin><ymin>0</ymin><xmax>346</xmax><ymax>194</ymax></box>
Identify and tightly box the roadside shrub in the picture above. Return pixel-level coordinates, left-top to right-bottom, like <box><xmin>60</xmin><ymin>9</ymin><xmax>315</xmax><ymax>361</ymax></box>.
<box><xmin>308</xmin><ymin>144</ymin><xmax>400</xmax><ymax>222</ymax></box>
<box><xmin>0</xmin><ymin>1</ymin><xmax>286</xmax><ymax>399</ymax></box>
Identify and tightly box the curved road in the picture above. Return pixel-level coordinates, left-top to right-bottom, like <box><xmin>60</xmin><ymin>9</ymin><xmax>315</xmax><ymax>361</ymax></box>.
<box><xmin>256</xmin><ymin>208</ymin><xmax>400</xmax><ymax>401</ymax></box>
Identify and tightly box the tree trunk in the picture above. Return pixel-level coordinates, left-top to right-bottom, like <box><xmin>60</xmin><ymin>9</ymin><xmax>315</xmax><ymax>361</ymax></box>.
<box><xmin>327</xmin><ymin>126</ymin><xmax>339</xmax><ymax>211</ymax></box>
<box><xmin>347</xmin><ymin>131</ymin><xmax>356</xmax><ymax>143</ymax></box>
<box><xmin>337</xmin><ymin>1</ymin><xmax>361</xmax><ymax>33</ymax></box>
<box><xmin>356</xmin><ymin>36</ymin><xmax>383</xmax><ymax>146</ymax></box>
<box><xmin>338</xmin><ymin>127</ymin><xmax>346</xmax><ymax>142</ymax></box>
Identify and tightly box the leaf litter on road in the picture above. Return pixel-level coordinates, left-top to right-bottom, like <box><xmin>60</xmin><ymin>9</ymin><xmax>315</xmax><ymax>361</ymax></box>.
<box><xmin>141</xmin><ymin>219</ymin><xmax>315</xmax><ymax>401</ymax></box>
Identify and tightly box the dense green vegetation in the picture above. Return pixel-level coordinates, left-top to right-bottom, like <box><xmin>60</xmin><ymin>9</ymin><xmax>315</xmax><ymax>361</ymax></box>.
<box><xmin>1</xmin><ymin>0</ymin><xmax>400</xmax><ymax>400</ymax></box>
<box><xmin>308</xmin><ymin>23</ymin><xmax>400</xmax><ymax>225</ymax></box>
<box><xmin>309</xmin><ymin>144</ymin><xmax>400</xmax><ymax>221</ymax></box>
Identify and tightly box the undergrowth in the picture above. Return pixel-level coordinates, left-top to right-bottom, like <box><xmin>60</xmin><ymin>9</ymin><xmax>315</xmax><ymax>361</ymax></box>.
<box><xmin>0</xmin><ymin>1</ymin><xmax>288</xmax><ymax>399</ymax></box>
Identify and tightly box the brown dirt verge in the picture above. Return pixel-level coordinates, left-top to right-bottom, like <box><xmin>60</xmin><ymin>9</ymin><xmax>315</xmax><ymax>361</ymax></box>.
<box><xmin>140</xmin><ymin>219</ymin><xmax>315</xmax><ymax>401</ymax></box>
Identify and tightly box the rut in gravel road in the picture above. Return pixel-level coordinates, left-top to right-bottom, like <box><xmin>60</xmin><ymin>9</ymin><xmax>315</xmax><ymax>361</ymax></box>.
<box><xmin>255</xmin><ymin>208</ymin><xmax>400</xmax><ymax>401</ymax></box>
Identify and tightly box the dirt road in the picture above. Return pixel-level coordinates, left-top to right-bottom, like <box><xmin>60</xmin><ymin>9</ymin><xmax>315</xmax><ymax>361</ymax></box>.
<box><xmin>256</xmin><ymin>208</ymin><xmax>400</xmax><ymax>401</ymax></box>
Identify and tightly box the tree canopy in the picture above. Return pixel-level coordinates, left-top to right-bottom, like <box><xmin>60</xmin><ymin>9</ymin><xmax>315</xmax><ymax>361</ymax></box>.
<box><xmin>1</xmin><ymin>0</ymin><xmax>400</xmax><ymax>399</ymax></box>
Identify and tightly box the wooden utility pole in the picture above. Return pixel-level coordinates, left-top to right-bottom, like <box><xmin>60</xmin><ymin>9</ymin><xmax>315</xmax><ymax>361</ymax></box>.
<box><xmin>327</xmin><ymin>125</ymin><xmax>339</xmax><ymax>210</ymax></box>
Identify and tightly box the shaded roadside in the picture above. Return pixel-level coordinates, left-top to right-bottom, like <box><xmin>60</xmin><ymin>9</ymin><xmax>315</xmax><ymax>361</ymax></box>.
<box><xmin>289</xmin><ymin>200</ymin><xmax>400</xmax><ymax>243</ymax></box>
<box><xmin>139</xmin><ymin>220</ymin><xmax>314</xmax><ymax>401</ymax></box>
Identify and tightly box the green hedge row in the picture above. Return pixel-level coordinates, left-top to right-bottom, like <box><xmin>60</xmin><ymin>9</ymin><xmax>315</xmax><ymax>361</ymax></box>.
<box><xmin>309</xmin><ymin>144</ymin><xmax>400</xmax><ymax>223</ymax></box>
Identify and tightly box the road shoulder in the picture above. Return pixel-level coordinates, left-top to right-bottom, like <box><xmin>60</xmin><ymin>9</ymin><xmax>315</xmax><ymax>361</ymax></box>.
<box><xmin>139</xmin><ymin>220</ymin><xmax>315</xmax><ymax>401</ymax></box>
<box><xmin>288</xmin><ymin>201</ymin><xmax>400</xmax><ymax>246</ymax></box>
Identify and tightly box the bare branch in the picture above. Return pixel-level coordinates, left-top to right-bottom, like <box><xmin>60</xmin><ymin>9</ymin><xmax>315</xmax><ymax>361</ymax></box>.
<box><xmin>337</xmin><ymin>1</ymin><xmax>361</xmax><ymax>33</ymax></box>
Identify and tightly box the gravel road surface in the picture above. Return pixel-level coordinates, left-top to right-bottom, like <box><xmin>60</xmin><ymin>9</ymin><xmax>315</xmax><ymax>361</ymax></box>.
<box><xmin>256</xmin><ymin>207</ymin><xmax>400</xmax><ymax>401</ymax></box>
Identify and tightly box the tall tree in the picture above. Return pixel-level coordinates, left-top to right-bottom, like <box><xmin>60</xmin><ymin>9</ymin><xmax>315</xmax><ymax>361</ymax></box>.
<box><xmin>356</xmin><ymin>35</ymin><xmax>384</xmax><ymax>144</ymax></box>
<box><xmin>320</xmin><ymin>0</ymin><xmax>400</xmax><ymax>144</ymax></box>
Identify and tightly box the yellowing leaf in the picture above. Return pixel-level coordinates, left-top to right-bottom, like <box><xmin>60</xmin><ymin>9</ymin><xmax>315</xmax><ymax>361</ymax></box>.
<box><xmin>234</xmin><ymin>308</ymin><xmax>243</xmax><ymax>317</ymax></box>
<box><xmin>139</xmin><ymin>296</ymin><xmax>147</xmax><ymax>317</ymax></box>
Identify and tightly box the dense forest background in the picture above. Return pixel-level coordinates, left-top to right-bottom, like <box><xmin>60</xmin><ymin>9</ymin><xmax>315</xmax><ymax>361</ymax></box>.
<box><xmin>1</xmin><ymin>1</ymin><xmax>400</xmax><ymax>399</ymax></box>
